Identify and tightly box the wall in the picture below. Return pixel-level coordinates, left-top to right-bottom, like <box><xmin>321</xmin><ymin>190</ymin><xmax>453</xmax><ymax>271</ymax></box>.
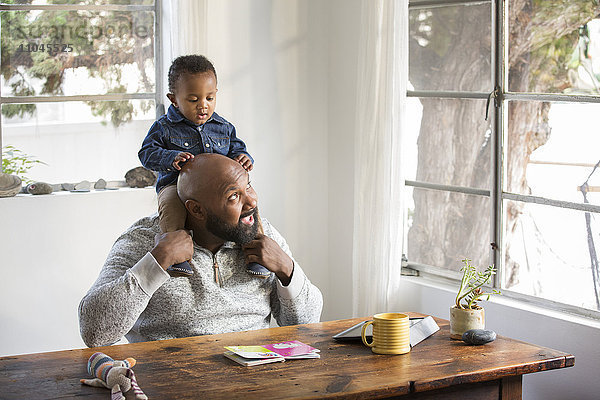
<box><xmin>326</xmin><ymin>0</ymin><xmax>361</xmax><ymax>319</ymax></box>
<box><xmin>0</xmin><ymin>188</ymin><xmax>157</xmax><ymax>355</ymax></box>
<box><xmin>396</xmin><ymin>278</ymin><xmax>600</xmax><ymax>400</ymax></box>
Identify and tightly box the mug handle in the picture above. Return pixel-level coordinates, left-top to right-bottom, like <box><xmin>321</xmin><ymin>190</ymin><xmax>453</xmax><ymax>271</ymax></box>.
<box><xmin>361</xmin><ymin>320</ymin><xmax>374</xmax><ymax>347</ymax></box>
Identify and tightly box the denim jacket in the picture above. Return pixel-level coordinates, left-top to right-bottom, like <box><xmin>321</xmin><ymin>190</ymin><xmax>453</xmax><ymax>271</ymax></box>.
<box><xmin>139</xmin><ymin>104</ymin><xmax>253</xmax><ymax>193</ymax></box>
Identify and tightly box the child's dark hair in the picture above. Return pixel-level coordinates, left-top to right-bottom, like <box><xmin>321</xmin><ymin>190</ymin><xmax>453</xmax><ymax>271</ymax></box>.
<box><xmin>168</xmin><ymin>55</ymin><xmax>217</xmax><ymax>93</ymax></box>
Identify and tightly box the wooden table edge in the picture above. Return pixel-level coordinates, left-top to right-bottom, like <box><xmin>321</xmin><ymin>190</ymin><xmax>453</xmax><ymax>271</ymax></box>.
<box><xmin>411</xmin><ymin>354</ymin><xmax>575</xmax><ymax>393</ymax></box>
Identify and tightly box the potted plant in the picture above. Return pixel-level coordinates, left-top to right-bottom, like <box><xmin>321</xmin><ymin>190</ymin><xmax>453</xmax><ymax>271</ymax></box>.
<box><xmin>2</xmin><ymin>145</ymin><xmax>46</xmax><ymax>184</ymax></box>
<box><xmin>450</xmin><ymin>258</ymin><xmax>501</xmax><ymax>339</ymax></box>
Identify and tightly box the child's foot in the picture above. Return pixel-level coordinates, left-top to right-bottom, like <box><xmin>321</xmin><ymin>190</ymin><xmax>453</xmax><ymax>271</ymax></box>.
<box><xmin>246</xmin><ymin>262</ymin><xmax>271</xmax><ymax>278</ymax></box>
<box><xmin>167</xmin><ymin>261</ymin><xmax>193</xmax><ymax>277</ymax></box>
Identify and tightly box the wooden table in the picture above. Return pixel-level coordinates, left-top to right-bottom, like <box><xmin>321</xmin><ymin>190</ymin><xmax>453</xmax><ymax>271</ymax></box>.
<box><xmin>0</xmin><ymin>313</ymin><xmax>573</xmax><ymax>399</ymax></box>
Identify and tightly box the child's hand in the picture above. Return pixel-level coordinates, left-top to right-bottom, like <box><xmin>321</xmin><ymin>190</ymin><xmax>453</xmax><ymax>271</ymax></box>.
<box><xmin>235</xmin><ymin>154</ymin><xmax>253</xmax><ymax>171</ymax></box>
<box><xmin>172</xmin><ymin>152</ymin><xmax>194</xmax><ymax>170</ymax></box>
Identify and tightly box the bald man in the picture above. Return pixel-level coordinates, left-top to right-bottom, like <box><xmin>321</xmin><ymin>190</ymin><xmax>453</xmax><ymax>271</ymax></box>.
<box><xmin>79</xmin><ymin>154</ymin><xmax>323</xmax><ymax>348</ymax></box>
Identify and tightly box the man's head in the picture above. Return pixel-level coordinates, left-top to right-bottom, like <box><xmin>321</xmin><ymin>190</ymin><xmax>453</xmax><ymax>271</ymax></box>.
<box><xmin>167</xmin><ymin>55</ymin><xmax>217</xmax><ymax>125</ymax></box>
<box><xmin>178</xmin><ymin>154</ymin><xmax>258</xmax><ymax>247</ymax></box>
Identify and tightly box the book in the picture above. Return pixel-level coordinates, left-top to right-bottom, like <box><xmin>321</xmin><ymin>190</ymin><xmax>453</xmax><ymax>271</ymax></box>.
<box><xmin>261</xmin><ymin>340</ymin><xmax>320</xmax><ymax>359</ymax></box>
<box><xmin>223</xmin><ymin>345</ymin><xmax>284</xmax><ymax>359</ymax></box>
<box><xmin>224</xmin><ymin>340</ymin><xmax>320</xmax><ymax>366</ymax></box>
<box><xmin>223</xmin><ymin>351</ymin><xmax>285</xmax><ymax>367</ymax></box>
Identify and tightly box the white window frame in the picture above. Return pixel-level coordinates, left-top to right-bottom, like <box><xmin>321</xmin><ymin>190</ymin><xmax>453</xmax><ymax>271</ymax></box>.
<box><xmin>405</xmin><ymin>0</ymin><xmax>600</xmax><ymax>320</ymax></box>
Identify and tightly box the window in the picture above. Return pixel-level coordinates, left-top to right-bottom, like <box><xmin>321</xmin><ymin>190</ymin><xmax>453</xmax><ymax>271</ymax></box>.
<box><xmin>406</xmin><ymin>0</ymin><xmax>600</xmax><ymax>318</ymax></box>
<box><xmin>0</xmin><ymin>0</ymin><xmax>160</xmax><ymax>185</ymax></box>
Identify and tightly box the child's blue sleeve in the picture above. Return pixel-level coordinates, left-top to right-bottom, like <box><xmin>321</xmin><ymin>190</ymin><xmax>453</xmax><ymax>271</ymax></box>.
<box><xmin>138</xmin><ymin>121</ymin><xmax>181</xmax><ymax>172</ymax></box>
<box><xmin>227</xmin><ymin>124</ymin><xmax>254</xmax><ymax>164</ymax></box>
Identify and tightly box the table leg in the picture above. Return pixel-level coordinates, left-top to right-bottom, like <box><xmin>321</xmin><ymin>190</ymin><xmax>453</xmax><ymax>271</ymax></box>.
<box><xmin>500</xmin><ymin>375</ymin><xmax>522</xmax><ymax>400</ymax></box>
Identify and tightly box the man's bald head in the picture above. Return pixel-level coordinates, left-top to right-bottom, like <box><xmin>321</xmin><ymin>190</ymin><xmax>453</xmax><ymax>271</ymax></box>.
<box><xmin>177</xmin><ymin>153</ymin><xmax>247</xmax><ymax>206</ymax></box>
<box><xmin>176</xmin><ymin>153</ymin><xmax>259</xmax><ymax>248</ymax></box>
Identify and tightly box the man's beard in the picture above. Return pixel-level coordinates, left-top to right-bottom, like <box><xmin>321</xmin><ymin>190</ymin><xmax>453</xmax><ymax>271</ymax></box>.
<box><xmin>205</xmin><ymin>207</ymin><xmax>259</xmax><ymax>245</ymax></box>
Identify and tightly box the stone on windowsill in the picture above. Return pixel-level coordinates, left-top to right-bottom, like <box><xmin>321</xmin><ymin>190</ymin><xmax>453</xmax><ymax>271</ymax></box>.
<box><xmin>125</xmin><ymin>166</ymin><xmax>157</xmax><ymax>188</ymax></box>
<box><xmin>94</xmin><ymin>178</ymin><xmax>107</xmax><ymax>190</ymax></box>
<box><xmin>61</xmin><ymin>183</ymin><xmax>75</xmax><ymax>191</ymax></box>
<box><xmin>72</xmin><ymin>180</ymin><xmax>91</xmax><ymax>192</ymax></box>
<box><xmin>0</xmin><ymin>173</ymin><xmax>22</xmax><ymax>198</ymax></box>
<box><xmin>26</xmin><ymin>182</ymin><xmax>53</xmax><ymax>195</ymax></box>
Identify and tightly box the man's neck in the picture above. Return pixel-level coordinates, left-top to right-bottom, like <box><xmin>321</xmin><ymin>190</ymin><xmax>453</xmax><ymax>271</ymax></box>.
<box><xmin>187</xmin><ymin>222</ymin><xmax>225</xmax><ymax>254</ymax></box>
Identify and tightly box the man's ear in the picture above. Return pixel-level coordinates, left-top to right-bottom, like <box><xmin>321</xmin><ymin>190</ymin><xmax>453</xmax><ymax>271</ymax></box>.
<box><xmin>166</xmin><ymin>93</ymin><xmax>178</xmax><ymax>108</ymax></box>
<box><xmin>185</xmin><ymin>199</ymin><xmax>205</xmax><ymax>221</ymax></box>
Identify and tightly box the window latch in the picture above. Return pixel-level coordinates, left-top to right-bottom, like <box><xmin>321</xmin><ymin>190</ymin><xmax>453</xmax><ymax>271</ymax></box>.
<box><xmin>485</xmin><ymin>86</ymin><xmax>500</xmax><ymax>121</ymax></box>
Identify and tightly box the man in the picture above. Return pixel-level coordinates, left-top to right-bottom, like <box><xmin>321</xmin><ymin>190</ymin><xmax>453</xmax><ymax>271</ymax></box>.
<box><xmin>79</xmin><ymin>154</ymin><xmax>323</xmax><ymax>347</ymax></box>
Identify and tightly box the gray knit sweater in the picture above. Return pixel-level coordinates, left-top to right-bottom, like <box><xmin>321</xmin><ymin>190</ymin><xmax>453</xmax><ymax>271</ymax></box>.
<box><xmin>78</xmin><ymin>214</ymin><xmax>323</xmax><ymax>347</ymax></box>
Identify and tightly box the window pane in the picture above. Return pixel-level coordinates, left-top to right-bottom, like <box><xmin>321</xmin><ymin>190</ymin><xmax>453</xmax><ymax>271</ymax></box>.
<box><xmin>504</xmin><ymin>100</ymin><xmax>600</xmax><ymax>206</ymax></box>
<box><xmin>405</xmin><ymin>97</ymin><xmax>491</xmax><ymax>190</ymax></box>
<box><xmin>1</xmin><ymin>9</ymin><xmax>155</xmax><ymax>97</ymax></box>
<box><xmin>409</xmin><ymin>2</ymin><xmax>492</xmax><ymax>92</ymax></box>
<box><xmin>503</xmin><ymin>200</ymin><xmax>600</xmax><ymax>311</ymax></box>
<box><xmin>407</xmin><ymin>186</ymin><xmax>491</xmax><ymax>271</ymax></box>
<box><xmin>2</xmin><ymin>100</ymin><xmax>154</xmax><ymax>183</ymax></box>
<box><xmin>507</xmin><ymin>2</ymin><xmax>600</xmax><ymax>94</ymax></box>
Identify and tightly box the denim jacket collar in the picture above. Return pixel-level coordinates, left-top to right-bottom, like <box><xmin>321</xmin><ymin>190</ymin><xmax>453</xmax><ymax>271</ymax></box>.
<box><xmin>165</xmin><ymin>104</ymin><xmax>227</xmax><ymax>126</ymax></box>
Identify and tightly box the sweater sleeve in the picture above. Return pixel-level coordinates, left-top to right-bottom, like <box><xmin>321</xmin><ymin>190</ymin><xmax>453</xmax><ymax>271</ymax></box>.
<box><xmin>263</xmin><ymin>220</ymin><xmax>324</xmax><ymax>326</ymax></box>
<box><xmin>78</xmin><ymin>218</ymin><xmax>169</xmax><ymax>347</ymax></box>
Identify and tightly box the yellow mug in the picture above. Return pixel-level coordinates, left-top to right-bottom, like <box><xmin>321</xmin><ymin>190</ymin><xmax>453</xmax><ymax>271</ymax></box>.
<box><xmin>361</xmin><ymin>312</ymin><xmax>410</xmax><ymax>355</ymax></box>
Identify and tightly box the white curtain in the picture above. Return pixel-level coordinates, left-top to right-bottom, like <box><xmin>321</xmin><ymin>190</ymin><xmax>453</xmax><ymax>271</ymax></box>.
<box><xmin>160</xmin><ymin>0</ymin><xmax>208</xmax><ymax>99</ymax></box>
<box><xmin>352</xmin><ymin>0</ymin><xmax>408</xmax><ymax>317</ymax></box>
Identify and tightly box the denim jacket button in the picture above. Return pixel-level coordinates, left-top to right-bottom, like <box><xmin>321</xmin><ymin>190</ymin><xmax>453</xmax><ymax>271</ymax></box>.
<box><xmin>205</xmin><ymin>143</ymin><xmax>210</xmax><ymax>147</ymax></box>
<box><xmin>184</xmin><ymin>142</ymin><xmax>189</xmax><ymax>146</ymax></box>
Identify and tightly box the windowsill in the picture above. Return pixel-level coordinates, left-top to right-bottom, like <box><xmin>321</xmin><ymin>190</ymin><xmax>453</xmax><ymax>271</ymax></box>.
<box><xmin>0</xmin><ymin>185</ymin><xmax>156</xmax><ymax>201</ymax></box>
<box><xmin>403</xmin><ymin>275</ymin><xmax>600</xmax><ymax>330</ymax></box>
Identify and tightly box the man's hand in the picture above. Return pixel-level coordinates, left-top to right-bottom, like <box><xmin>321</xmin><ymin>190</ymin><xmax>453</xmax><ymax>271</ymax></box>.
<box><xmin>234</xmin><ymin>154</ymin><xmax>253</xmax><ymax>171</ymax></box>
<box><xmin>172</xmin><ymin>152</ymin><xmax>194</xmax><ymax>170</ymax></box>
<box><xmin>242</xmin><ymin>234</ymin><xmax>293</xmax><ymax>285</ymax></box>
<box><xmin>150</xmin><ymin>230</ymin><xmax>194</xmax><ymax>270</ymax></box>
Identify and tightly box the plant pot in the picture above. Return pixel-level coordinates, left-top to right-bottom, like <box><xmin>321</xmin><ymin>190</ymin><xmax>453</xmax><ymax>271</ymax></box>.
<box><xmin>449</xmin><ymin>306</ymin><xmax>485</xmax><ymax>340</ymax></box>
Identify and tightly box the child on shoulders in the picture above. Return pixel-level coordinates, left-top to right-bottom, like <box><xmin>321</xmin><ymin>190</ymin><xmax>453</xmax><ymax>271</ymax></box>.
<box><xmin>139</xmin><ymin>54</ymin><xmax>253</xmax><ymax>276</ymax></box>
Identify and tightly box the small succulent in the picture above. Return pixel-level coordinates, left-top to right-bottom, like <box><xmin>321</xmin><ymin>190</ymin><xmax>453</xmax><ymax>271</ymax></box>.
<box><xmin>455</xmin><ymin>258</ymin><xmax>501</xmax><ymax>310</ymax></box>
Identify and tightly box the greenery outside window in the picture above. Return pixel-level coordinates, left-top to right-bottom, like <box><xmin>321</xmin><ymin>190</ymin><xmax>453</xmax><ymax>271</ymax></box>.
<box><xmin>406</xmin><ymin>0</ymin><xmax>600</xmax><ymax>318</ymax></box>
<box><xmin>0</xmin><ymin>0</ymin><xmax>160</xmax><ymax>185</ymax></box>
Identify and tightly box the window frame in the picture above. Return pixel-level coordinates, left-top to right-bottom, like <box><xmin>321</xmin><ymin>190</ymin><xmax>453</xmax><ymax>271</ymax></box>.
<box><xmin>405</xmin><ymin>0</ymin><xmax>600</xmax><ymax>320</ymax></box>
<box><xmin>0</xmin><ymin>1</ymin><xmax>163</xmax><ymax>172</ymax></box>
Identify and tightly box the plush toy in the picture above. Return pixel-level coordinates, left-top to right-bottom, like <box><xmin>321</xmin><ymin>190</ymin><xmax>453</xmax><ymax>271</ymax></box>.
<box><xmin>81</xmin><ymin>352</ymin><xmax>147</xmax><ymax>400</ymax></box>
